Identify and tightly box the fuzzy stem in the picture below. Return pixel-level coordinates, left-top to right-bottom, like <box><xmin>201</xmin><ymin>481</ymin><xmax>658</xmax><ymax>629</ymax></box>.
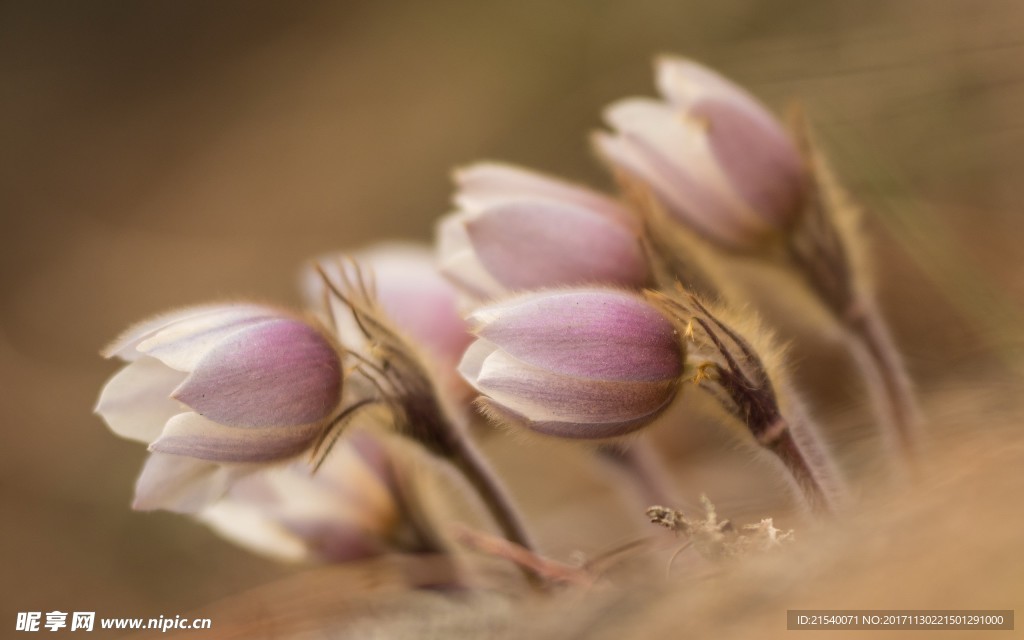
<box><xmin>400</xmin><ymin>385</ymin><xmax>541</xmax><ymax>584</ymax></box>
<box><xmin>761</xmin><ymin>419</ymin><xmax>837</xmax><ymax>515</ymax></box>
<box><xmin>844</xmin><ymin>296</ymin><xmax>921</xmax><ymax>459</ymax></box>
<box><xmin>596</xmin><ymin>439</ymin><xmax>681</xmax><ymax>509</ymax></box>
<box><xmin>442</xmin><ymin>426</ymin><xmax>541</xmax><ymax>586</ymax></box>
<box><xmin>453</xmin><ymin>524</ymin><xmax>592</xmax><ymax>587</ymax></box>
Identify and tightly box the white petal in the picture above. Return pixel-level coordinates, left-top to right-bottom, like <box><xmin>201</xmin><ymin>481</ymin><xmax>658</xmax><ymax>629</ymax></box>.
<box><xmin>457</xmin><ymin>338</ymin><xmax>498</xmax><ymax>385</ymax></box>
<box><xmin>454</xmin><ymin>162</ymin><xmax>630</xmax><ymax>224</ymax></box>
<box><xmin>102</xmin><ymin>304</ymin><xmax>265</xmax><ymax>361</ymax></box>
<box><xmin>199</xmin><ymin>501</ymin><xmax>308</xmax><ymax>562</ymax></box>
<box><xmin>655</xmin><ymin>56</ymin><xmax>783</xmax><ymax>138</ymax></box>
<box><xmin>436</xmin><ymin>214</ymin><xmax>505</xmax><ymax>299</ymax></box>
<box><xmin>656</xmin><ymin>56</ymin><xmax>747</xmax><ymax>107</ymax></box>
<box><xmin>95</xmin><ymin>357</ymin><xmax>187</xmax><ymax>443</ymax></box>
<box><xmin>132</xmin><ymin>452</ymin><xmax>236</xmax><ymax>513</ymax></box>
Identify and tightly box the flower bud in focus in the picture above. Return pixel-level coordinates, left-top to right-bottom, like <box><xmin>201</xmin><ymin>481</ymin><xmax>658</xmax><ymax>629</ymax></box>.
<box><xmin>595</xmin><ymin>56</ymin><xmax>806</xmax><ymax>250</ymax></box>
<box><xmin>459</xmin><ymin>288</ymin><xmax>683</xmax><ymax>439</ymax></box>
<box><xmin>437</xmin><ymin>163</ymin><xmax>650</xmax><ymax>300</ymax></box>
<box><xmin>198</xmin><ymin>431</ymin><xmax>435</xmax><ymax>563</ymax></box>
<box><xmin>96</xmin><ymin>304</ymin><xmax>343</xmax><ymax>512</ymax></box>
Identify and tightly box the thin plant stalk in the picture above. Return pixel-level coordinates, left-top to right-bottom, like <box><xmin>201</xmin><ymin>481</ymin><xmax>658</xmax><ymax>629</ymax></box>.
<box><xmin>316</xmin><ymin>262</ymin><xmax>542</xmax><ymax>586</ymax></box>
<box><xmin>844</xmin><ymin>296</ymin><xmax>921</xmax><ymax>458</ymax></box>
<box><xmin>596</xmin><ymin>440</ymin><xmax>681</xmax><ymax>509</ymax></box>
<box><xmin>445</xmin><ymin>420</ymin><xmax>538</xmax><ymax>559</ymax></box>
<box><xmin>651</xmin><ymin>289</ymin><xmax>845</xmax><ymax>516</ymax></box>
<box><xmin>786</xmin><ymin>111</ymin><xmax>921</xmax><ymax>461</ymax></box>
<box><xmin>759</xmin><ymin>412</ymin><xmax>841</xmax><ymax>515</ymax></box>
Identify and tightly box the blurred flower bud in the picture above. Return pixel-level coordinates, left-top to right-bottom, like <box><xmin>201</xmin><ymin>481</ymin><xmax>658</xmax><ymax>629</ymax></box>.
<box><xmin>96</xmin><ymin>304</ymin><xmax>343</xmax><ymax>512</ymax></box>
<box><xmin>437</xmin><ymin>163</ymin><xmax>650</xmax><ymax>300</ymax></box>
<box><xmin>303</xmin><ymin>243</ymin><xmax>471</xmax><ymax>367</ymax></box>
<box><xmin>595</xmin><ymin>56</ymin><xmax>806</xmax><ymax>250</ymax></box>
<box><xmin>458</xmin><ymin>288</ymin><xmax>683</xmax><ymax>439</ymax></box>
<box><xmin>198</xmin><ymin>431</ymin><xmax>435</xmax><ymax>563</ymax></box>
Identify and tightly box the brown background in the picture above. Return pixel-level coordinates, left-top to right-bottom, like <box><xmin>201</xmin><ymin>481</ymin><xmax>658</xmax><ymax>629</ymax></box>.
<box><xmin>2</xmin><ymin>0</ymin><xmax>1023</xmax><ymax>628</ymax></box>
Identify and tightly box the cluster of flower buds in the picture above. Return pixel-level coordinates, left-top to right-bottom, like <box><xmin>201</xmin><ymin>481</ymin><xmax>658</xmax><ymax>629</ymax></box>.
<box><xmin>97</xmin><ymin>54</ymin><xmax>914</xmax><ymax>582</ymax></box>
<box><xmin>97</xmin><ymin>245</ymin><xmax>539</xmax><ymax>570</ymax></box>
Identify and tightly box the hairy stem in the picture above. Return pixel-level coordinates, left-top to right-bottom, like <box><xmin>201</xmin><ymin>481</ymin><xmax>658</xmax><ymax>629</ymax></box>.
<box><xmin>596</xmin><ymin>439</ymin><xmax>681</xmax><ymax>509</ymax></box>
<box><xmin>761</xmin><ymin>417</ymin><xmax>839</xmax><ymax>515</ymax></box>
<box><xmin>844</xmin><ymin>296</ymin><xmax>921</xmax><ymax>459</ymax></box>
<box><xmin>441</xmin><ymin>423</ymin><xmax>541</xmax><ymax>586</ymax></box>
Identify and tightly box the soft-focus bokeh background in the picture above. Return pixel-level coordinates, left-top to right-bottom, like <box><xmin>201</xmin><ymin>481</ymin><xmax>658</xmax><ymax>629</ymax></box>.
<box><xmin>3</xmin><ymin>0</ymin><xmax>1023</xmax><ymax>632</ymax></box>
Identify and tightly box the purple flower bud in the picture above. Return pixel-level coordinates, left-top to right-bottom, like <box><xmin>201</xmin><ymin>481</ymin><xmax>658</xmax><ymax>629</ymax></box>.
<box><xmin>459</xmin><ymin>289</ymin><xmax>683</xmax><ymax>439</ymax></box>
<box><xmin>197</xmin><ymin>432</ymin><xmax>421</xmax><ymax>563</ymax></box>
<box><xmin>437</xmin><ymin>163</ymin><xmax>650</xmax><ymax>300</ymax></box>
<box><xmin>595</xmin><ymin>57</ymin><xmax>806</xmax><ymax>250</ymax></box>
<box><xmin>96</xmin><ymin>304</ymin><xmax>343</xmax><ymax>512</ymax></box>
<box><xmin>303</xmin><ymin>243</ymin><xmax>471</xmax><ymax>367</ymax></box>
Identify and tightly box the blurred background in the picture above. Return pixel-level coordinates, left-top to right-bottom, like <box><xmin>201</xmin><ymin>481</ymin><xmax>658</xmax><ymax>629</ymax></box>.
<box><xmin>2</xmin><ymin>0</ymin><xmax>1023</xmax><ymax>629</ymax></box>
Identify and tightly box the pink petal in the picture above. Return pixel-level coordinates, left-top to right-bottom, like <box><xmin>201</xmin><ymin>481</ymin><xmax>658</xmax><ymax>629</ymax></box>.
<box><xmin>454</xmin><ymin>162</ymin><xmax>630</xmax><ymax>224</ymax></box>
<box><xmin>464</xmin><ymin>201</ymin><xmax>649</xmax><ymax>291</ymax></box>
<box><xmin>95</xmin><ymin>357</ymin><xmax>187</xmax><ymax>443</ymax></box>
<box><xmin>603</xmin><ymin>99</ymin><xmax>768</xmax><ymax>246</ymax></box>
<box><xmin>351</xmin><ymin>245</ymin><xmax>471</xmax><ymax>364</ymax></box>
<box><xmin>468</xmin><ymin>290</ymin><xmax>682</xmax><ymax>382</ymax></box>
<box><xmin>281</xmin><ymin>519</ymin><xmax>384</xmax><ymax>562</ymax></box>
<box><xmin>468</xmin><ymin>345</ymin><xmax>678</xmax><ymax>424</ymax></box>
<box><xmin>479</xmin><ymin>396</ymin><xmax>670</xmax><ymax>440</ymax></box>
<box><xmin>692</xmin><ymin>97</ymin><xmax>805</xmax><ymax>226</ymax></box>
<box><xmin>137</xmin><ymin>308</ymin><xmax>279</xmax><ymax>372</ymax></box>
<box><xmin>150</xmin><ymin>412</ymin><xmax>321</xmax><ymax>462</ymax></box>
<box><xmin>655</xmin><ymin>56</ymin><xmax>786</xmax><ymax>144</ymax></box>
<box><xmin>303</xmin><ymin>244</ymin><xmax>470</xmax><ymax>363</ymax></box>
<box><xmin>172</xmin><ymin>318</ymin><xmax>341</xmax><ymax>427</ymax></box>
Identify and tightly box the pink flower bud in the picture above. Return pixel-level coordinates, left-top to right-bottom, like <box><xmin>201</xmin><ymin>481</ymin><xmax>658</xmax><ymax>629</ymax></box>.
<box><xmin>595</xmin><ymin>57</ymin><xmax>806</xmax><ymax>250</ymax></box>
<box><xmin>303</xmin><ymin>243</ymin><xmax>471</xmax><ymax>367</ymax></box>
<box><xmin>197</xmin><ymin>432</ymin><xmax>425</xmax><ymax>563</ymax></box>
<box><xmin>459</xmin><ymin>289</ymin><xmax>683</xmax><ymax>439</ymax></box>
<box><xmin>96</xmin><ymin>304</ymin><xmax>343</xmax><ymax>512</ymax></box>
<box><xmin>437</xmin><ymin>163</ymin><xmax>650</xmax><ymax>300</ymax></box>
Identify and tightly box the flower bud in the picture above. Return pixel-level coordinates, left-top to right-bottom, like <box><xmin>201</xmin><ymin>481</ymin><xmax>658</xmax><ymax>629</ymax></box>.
<box><xmin>198</xmin><ymin>431</ymin><xmax>430</xmax><ymax>563</ymax></box>
<box><xmin>437</xmin><ymin>163</ymin><xmax>650</xmax><ymax>300</ymax></box>
<box><xmin>459</xmin><ymin>288</ymin><xmax>683</xmax><ymax>439</ymax></box>
<box><xmin>303</xmin><ymin>243</ymin><xmax>472</xmax><ymax>367</ymax></box>
<box><xmin>96</xmin><ymin>304</ymin><xmax>343</xmax><ymax>512</ymax></box>
<box><xmin>595</xmin><ymin>56</ymin><xmax>806</xmax><ymax>250</ymax></box>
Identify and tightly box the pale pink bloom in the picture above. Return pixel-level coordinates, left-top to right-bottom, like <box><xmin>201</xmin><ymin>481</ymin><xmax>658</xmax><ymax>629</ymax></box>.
<box><xmin>198</xmin><ymin>431</ymin><xmax>426</xmax><ymax>563</ymax></box>
<box><xmin>437</xmin><ymin>163</ymin><xmax>650</xmax><ymax>300</ymax></box>
<box><xmin>303</xmin><ymin>243</ymin><xmax>471</xmax><ymax>368</ymax></box>
<box><xmin>96</xmin><ymin>304</ymin><xmax>343</xmax><ymax>512</ymax></box>
<box><xmin>459</xmin><ymin>288</ymin><xmax>683</xmax><ymax>439</ymax></box>
<box><xmin>595</xmin><ymin>56</ymin><xmax>806</xmax><ymax>250</ymax></box>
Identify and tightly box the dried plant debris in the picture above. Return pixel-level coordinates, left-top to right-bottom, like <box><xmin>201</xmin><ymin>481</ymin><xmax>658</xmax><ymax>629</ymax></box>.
<box><xmin>647</xmin><ymin>496</ymin><xmax>794</xmax><ymax>562</ymax></box>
